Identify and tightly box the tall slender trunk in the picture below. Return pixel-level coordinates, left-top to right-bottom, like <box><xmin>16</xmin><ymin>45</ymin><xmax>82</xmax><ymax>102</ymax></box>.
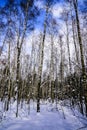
<box><xmin>37</xmin><ymin>7</ymin><xmax>48</xmax><ymax>112</ymax></box>
<box><xmin>15</xmin><ymin>1</ymin><xmax>29</xmax><ymax>117</ymax></box>
<box><xmin>7</xmin><ymin>41</ymin><xmax>11</xmax><ymax>111</ymax></box>
<box><xmin>70</xmin><ymin>7</ymin><xmax>79</xmax><ymax>64</ymax></box>
<box><xmin>73</xmin><ymin>0</ymin><xmax>87</xmax><ymax>115</ymax></box>
<box><xmin>66</xmin><ymin>15</ymin><xmax>72</xmax><ymax>74</ymax></box>
<box><xmin>65</xmin><ymin>13</ymin><xmax>73</xmax><ymax>105</ymax></box>
<box><xmin>49</xmin><ymin>35</ymin><xmax>54</xmax><ymax>102</ymax></box>
<box><xmin>59</xmin><ymin>36</ymin><xmax>64</xmax><ymax>99</ymax></box>
<box><xmin>16</xmin><ymin>41</ymin><xmax>21</xmax><ymax>117</ymax></box>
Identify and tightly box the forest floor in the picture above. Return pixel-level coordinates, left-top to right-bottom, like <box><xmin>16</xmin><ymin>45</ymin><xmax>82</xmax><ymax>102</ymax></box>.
<box><xmin>0</xmin><ymin>100</ymin><xmax>87</xmax><ymax>130</ymax></box>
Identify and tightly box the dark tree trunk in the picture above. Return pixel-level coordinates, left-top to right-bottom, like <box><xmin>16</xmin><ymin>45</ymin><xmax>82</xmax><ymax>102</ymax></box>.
<box><xmin>73</xmin><ymin>0</ymin><xmax>87</xmax><ymax>115</ymax></box>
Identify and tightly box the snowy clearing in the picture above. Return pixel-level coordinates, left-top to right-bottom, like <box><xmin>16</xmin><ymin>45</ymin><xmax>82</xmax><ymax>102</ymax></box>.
<box><xmin>0</xmin><ymin>101</ymin><xmax>87</xmax><ymax>130</ymax></box>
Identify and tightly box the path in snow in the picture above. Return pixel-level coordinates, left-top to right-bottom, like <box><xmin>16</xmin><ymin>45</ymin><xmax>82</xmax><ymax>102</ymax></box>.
<box><xmin>0</xmin><ymin>101</ymin><xmax>87</xmax><ymax>130</ymax></box>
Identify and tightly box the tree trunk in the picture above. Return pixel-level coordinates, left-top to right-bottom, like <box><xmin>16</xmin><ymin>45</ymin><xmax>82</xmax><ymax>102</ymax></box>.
<box><xmin>37</xmin><ymin>7</ymin><xmax>48</xmax><ymax>112</ymax></box>
<box><xmin>73</xmin><ymin>0</ymin><xmax>87</xmax><ymax>115</ymax></box>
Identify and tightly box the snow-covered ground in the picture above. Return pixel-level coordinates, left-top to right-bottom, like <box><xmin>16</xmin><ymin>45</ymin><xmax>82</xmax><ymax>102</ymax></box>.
<box><xmin>0</xmin><ymin>100</ymin><xmax>87</xmax><ymax>130</ymax></box>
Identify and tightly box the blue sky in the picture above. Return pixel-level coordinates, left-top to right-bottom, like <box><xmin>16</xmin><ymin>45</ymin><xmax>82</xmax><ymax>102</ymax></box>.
<box><xmin>0</xmin><ymin>0</ymin><xmax>86</xmax><ymax>65</ymax></box>
<box><xmin>0</xmin><ymin>0</ymin><xmax>85</xmax><ymax>37</ymax></box>
<box><xmin>0</xmin><ymin>0</ymin><xmax>7</xmax><ymax>7</ymax></box>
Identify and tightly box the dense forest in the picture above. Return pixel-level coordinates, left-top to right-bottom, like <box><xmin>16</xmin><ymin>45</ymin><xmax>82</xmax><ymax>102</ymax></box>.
<box><xmin>0</xmin><ymin>0</ymin><xmax>87</xmax><ymax>121</ymax></box>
